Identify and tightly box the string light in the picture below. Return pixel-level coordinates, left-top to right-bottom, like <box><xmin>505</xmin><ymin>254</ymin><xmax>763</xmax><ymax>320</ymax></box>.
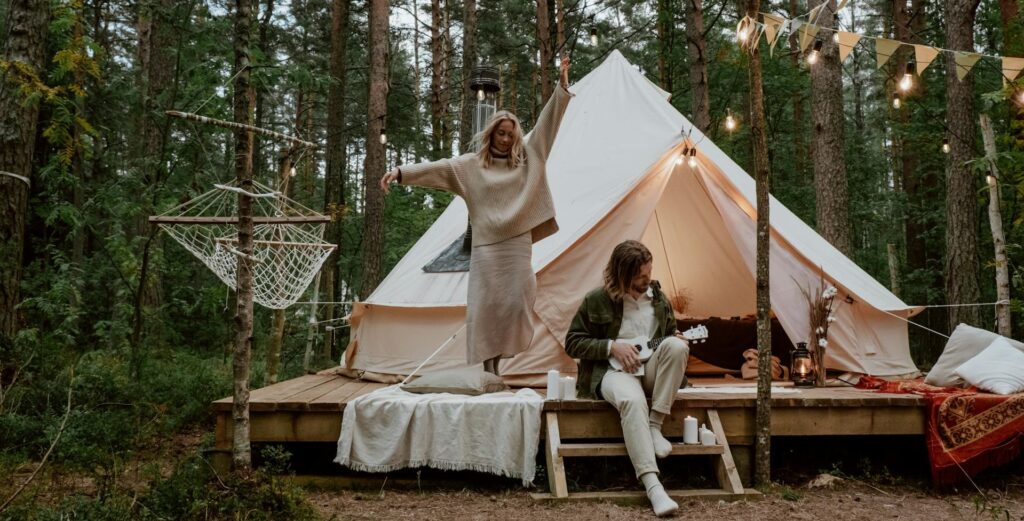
<box><xmin>941</xmin><ymin>138</ymin><xmax>950</xmax><ymax>154</ymax></box>
<box><xmin>379</xmin><ymin>128</ymin><xmax>387</xmax><ymax>145</ymax></box>
<box><xmin>289</xmin><ymin>166</ymin><xmax>297</xmax><ymax>177</ymax></box>
<box><xmin>806</xmin><ymin>39</ymin><xmax>823</xmax><ymax>65</ymax></box>
<box><xmin>477</xmin><ymin>88</ymin><xmax>485</xmax><ymax>101</ymax></box>
<box><xmin>687</xmin><ymin>147</ymin><xmax>698</xmax><ymax>168</ymax></box>
<box><xmin>590</xmin><ymin>27</ymin><xmax>598</xmax><ymax>46</ymax></box>
<box><xmin>832</xmin><ymin>15</ymin><xmax>840</xmax><ymax>43</ymax></box>
<box><xmin>725</xmin><ymin>109</ymin><xmax>737</xmax><ymax>131</ymax></box>
<box><xmin>899</xmin><ymin>62</ymin><xmax>915</xmax><ymax>92</ymax></box>
<box><xmin>891</xmin><ymin>92</ymin><xmax>902</xmax><ymax>109</ymax></box>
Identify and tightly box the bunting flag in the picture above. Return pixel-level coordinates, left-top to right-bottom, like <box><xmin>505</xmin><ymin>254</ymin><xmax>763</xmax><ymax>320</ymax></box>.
<box><xmin>953</xmin><ymin>52</ymin><xmax>981</xmax><ymax>81</ymax></box>
<box><xmin>836</xmin><ymin>32</ymin><xmax>862</xmax><ymax>62</ymax></box>
<box><xmin>808</xmin><ymin>3</ymin><xmax>827</xmax><ymax>25</ymax></box>
<box><xmin>799</xmin><ymin>23</ymin><xmax>820</xmax><ymax>51</ymax></box>
<box><xmin>762</xmin><ymin>13</ymin><xmax>786</xmax><ymax>56</ymax></box>
<box><xmin>1003</xmin><ymin>57</ymin><xmax>1024</xmax><ymax>85</ymax></box>
<box><xmin>736</xmin><ymin>15</ymin><xmax>754</xmax><ymax>44</ymax></box>
<box><xmin>875</xmin><ymin>38</ymin><xmax>901</xmax><ymax>69</ymax></box>
<box><xmin>914</xmin><ymin>45</ymin><xmax>941</xmax><ymax>74</ymax></box>
<box><xmin>837</xmin><ymin>0</ymin><xmax>851</xmax><ymax>10</ymax></box>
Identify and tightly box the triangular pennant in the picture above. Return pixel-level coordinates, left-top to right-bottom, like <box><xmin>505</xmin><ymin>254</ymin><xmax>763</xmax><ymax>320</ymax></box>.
<box><xmin>799</xmin><ymin>23</ymin><xmax>821</xmax><ymax>52</ymax></box>
<box><xmin>837</xmin><ymin>0</ymin><xmax>851</xmax><ymax>10</ymax></box>
<box><xmin>836</xmin><ymin>32</ymin><xmax>862</xmax><ymax>62</ymax></box>
<box><xmin>913</xmin><ymin>45</ymin><xmax>940</xmax><ymax>74</ymax></box>
<box><xmin>763</xmin><ymin>13</ymin><xmax>786</xmax><ymax>56</ymax></box>
<box><xmin>954</xmin><ymin>51</ymin><xmax>981</xmax><ymax>81</ymax></box>
<box><xmin>875</xmin><ymin>38</ymin><xmax>901</xmax><ymax>69</ymax></box>
<box><xmin>1003</xmin><ymin>57</ymin><xmax>1024</xmax><ymax>86</ymax></box>
<box><xmin>808</xmin><ymin>3</ymin><xmax>827</xmax><ymax>25</ymax></box>
<box><xmin>736</xmin><ymin>15</ymin><xmax>754</xmax><ymax>44</ymax></box>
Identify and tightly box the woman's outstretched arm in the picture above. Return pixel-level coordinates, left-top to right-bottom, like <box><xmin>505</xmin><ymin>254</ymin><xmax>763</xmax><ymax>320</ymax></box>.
<box><xmin>379</xmin><ymin>157</ymin><xmax>466</xmax><ymax>197</ymax></box>
<box><xmin>530</xmin><ymin>56</ymin><xmax>574</xmax><ymax>162</ymax></box>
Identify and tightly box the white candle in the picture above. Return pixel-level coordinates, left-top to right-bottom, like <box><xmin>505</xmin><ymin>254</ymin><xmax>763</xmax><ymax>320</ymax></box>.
<box><xmin>683</xmin><ymin>416</ymin><xmax>699</xmax><ymax>444</ymax></box>
<box><xmin>546</xmin><ymin>370</ymin><xmax>561</xmax><ymax>400</ymax></box>
<box><xmin>700</xmin><ymin>424</ymin><xmax>717</xmax><ymax>446</ymax></box>
<box><xmin>561</xmin><ymin>376</ymin><xmax>577</xmax><ymax>400</ymax></box>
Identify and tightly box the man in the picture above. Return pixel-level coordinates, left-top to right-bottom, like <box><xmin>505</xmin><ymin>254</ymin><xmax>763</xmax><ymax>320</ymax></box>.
<box><xmin>565</xmin><ymin>240</ymin><xmax>689</xmax><ymax>517</ymax></box>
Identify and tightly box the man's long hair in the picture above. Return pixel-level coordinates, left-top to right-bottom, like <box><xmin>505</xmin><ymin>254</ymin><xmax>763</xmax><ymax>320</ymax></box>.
<box><xmin>603</xmin><ymin>240</ymin><xmax>653</xmax><ymax>302</ymax></box>
<box><xmin>476</xmin><ymin>110</ymin><xmax>526</xmax><ymax>169</ymax></box>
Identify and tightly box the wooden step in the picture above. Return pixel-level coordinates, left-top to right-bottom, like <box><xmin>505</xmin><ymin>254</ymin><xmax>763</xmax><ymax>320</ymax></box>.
<box><xmin>558</xmin><ymin>442</ymin><xmax>725</xmax><ymax>457</ymax></box>
<box><xmin>531</xmin><ymin>488</ymin><xmax>762</xmax><ymax>504</ymax></box>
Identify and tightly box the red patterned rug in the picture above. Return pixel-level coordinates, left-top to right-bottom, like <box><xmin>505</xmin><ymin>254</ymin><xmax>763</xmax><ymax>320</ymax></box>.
<box><xmin>856</xmin><ymin>376</ymin><xmax>1024</xmax><ymax>486</ymax></box>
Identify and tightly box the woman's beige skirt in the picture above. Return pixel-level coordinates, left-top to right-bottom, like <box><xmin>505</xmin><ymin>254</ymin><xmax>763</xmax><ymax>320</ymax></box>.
<box><xmin>466</xmin><ymin>231</ymin><xmax>536</xmax><ymax>365</ymax></box>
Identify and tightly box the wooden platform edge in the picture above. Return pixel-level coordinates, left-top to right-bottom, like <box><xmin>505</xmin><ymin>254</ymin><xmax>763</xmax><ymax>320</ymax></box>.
<box><xmin>529</xmin><ymin>488</ymin><xmax>762</xmax><ymax>504</ymax></box>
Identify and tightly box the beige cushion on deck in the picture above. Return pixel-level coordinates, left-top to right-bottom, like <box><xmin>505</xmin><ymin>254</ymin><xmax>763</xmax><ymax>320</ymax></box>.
<box><xmin>954</xmin><ymin>337</ymin><xmax>1024</xmax><ymax>395</ymax></box>
<box><xmin>925</xmin><ymin>323</ymin><xmax>1024</xmax><ymax>388</ymax></box>
<box><xmin>401</xmin><ymin>366</ymin><xmax>510</xmax><ymax>396</ymax></box>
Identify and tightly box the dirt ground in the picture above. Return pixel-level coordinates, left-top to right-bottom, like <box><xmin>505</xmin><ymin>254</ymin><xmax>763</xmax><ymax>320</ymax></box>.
<box><xmin>308</xmin><ymin>479</ymin><xmax>1024</xmax><ymax>521</ymax></box>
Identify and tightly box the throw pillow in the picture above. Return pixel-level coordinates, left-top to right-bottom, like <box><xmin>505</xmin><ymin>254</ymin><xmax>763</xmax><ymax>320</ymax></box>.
<box><xmin>954</xmin><ymin>337</ymin><xmax>1024</xmax><ymax>395</ymax></box>
<box><xmin>401</xmin><ymin>366</ymin><xmax>510</xmax><ymax>396</ymax></box>
<box><xmin>925</xmin><ymin>323</ymin><xmax>1024</xmax><ymax>388</ymax></box>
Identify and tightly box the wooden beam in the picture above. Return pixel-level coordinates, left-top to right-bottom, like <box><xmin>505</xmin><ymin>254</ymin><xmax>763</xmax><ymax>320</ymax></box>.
<box><xmin>166</xmin><ymin>110</ymin><xmax>318</xmax><ymax>148</ymax></box>
<box><xmin>558</xmin><ymin>442</ymin><xmax>724</xmax><ymax>457</ymax></box>
<box><xmin>544</xmin><ymin>412</ymin><xmax>569</xmax><ymax>498</ymax></box>
<box><xmin>150</xmin><ymin>215</ymin><xmax>331</xmax><ymax>225</ymax></box>
<box><xmin>708</xmin><ymin>409</ymin><xmax>745</xmax><ymax>494</ymax></box>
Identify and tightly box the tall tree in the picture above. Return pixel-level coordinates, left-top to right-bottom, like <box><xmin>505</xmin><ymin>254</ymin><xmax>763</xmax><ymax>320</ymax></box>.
<box><xmin>536</xmin><ymin>0</ymin><xmax>553</xmax><ymax>106</ymax></box>
<box><xmin>323</xmin><ymin>0</ymin><xmax>351</xmax><ymax>361</ymax></box>
<box><xmin>684</xmin><ymin>0</ymin><xmax>711</xmax><ymax>133</ymax></box>
<box><xmin>742</xmin><ymin>0</ymin><xmax>772</xmax><ymax>488</ymax></box>
<box><xmin>459</xmin><ymin>0</ymin><xmax>477</xmax><ymax>154</ymax></box>
<box><xmin>429</xmin><ymin>0</ymin><xmax>450</xmax><ymax>159</ymax></box>
<box><xmin>130</xmin><ymin>0</ymin><xmax>177</xmax><ymax>376</ymax></box>
<box><xmin>360</xmin><ymin>0</ymin><xmax>390</xmax><ymax>297</ymax></box>
<box><xmin>787</xmin><ymin>0</ymin><xmax>806</xmax><ymax>179</ymax></box>
<box><xmin>809</xmin><ymin>0</ymin><xmax>851</xmax><ymax>254</ymax></box>
<box><xmin>0</xmin><ymin>0</ymin><xmax>52</xmax><ymax>339</ymax></box>
<box><xmin>230</xmin><ymin>0</ymin><xmax>257</xmax><ymax>471</ymax></box>
<box><xmin>656</xmin><ymin>0</ymin><xmax>671</xmax><ymax>91</ymax></box>
<box><xmin>943</xmin><ymin>0</ymin><xmax>982</xmax><ymax>329</ymax></box>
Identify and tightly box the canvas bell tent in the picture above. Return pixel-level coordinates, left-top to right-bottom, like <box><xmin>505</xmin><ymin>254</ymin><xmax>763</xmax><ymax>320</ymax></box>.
<box><xmin>341</xmin><ymin>50</ymin><xmax>920</xmax><ymax>386</ymax></box>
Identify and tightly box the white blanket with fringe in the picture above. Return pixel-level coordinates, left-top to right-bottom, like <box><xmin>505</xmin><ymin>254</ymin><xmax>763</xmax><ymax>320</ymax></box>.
<box><xmin>334</xmin><ymin>385</ymin><xmax>543</xmax><ymax>486</ymax></box>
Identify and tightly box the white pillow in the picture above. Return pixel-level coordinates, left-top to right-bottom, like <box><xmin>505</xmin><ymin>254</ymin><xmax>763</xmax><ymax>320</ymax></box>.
<box><xmin>954</xmin><ymin>337</ymin><xmax>1024</xmax><ymax>395</ymax></box>
<box><xmin>925</xmin><ymin>323</ymin><xmax>1024</xmax><ymax>388</ymax></box>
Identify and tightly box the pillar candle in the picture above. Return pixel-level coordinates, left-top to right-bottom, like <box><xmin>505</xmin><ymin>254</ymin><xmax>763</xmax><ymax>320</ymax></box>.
<box><xmin>683</xmin><ymin>416</ymin><xmax>699</xmax><ymax>444</ymax></box>
<box><xmin>546</xmin><ymin>370</ymin><xmax>561</xmax><ymax>400</ymax></box>
<box><xmin>560</xmin><ymin>376</ymin><xmax>577</xmax><ymax>400</ymax></box>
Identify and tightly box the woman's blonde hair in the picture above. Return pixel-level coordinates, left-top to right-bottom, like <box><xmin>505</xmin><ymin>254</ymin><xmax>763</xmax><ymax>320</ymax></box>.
<box><xmin>476</xmin><ymin>110</ymin><xmax>525</xmax><ymax>169</ymax></box>
<box><xmin>603</xmin><ymin>240</ymin><xmax>653</xmax><ymax>302</ymax></box>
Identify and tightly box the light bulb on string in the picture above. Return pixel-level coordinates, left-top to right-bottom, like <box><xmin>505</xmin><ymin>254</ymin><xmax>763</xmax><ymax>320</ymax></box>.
<box><xmin>941</xmin><ymin>138</ymin><xmax>950</xmax><ymax>154</ymax></box>
<box><xmin>891</xmin><ymin>92</ymin><xmax>902</xmax><ymax>109</ymax></box>
<box><xmin>832</xmin><ymin>15</ymin><xmax>840</xmax><ymax>43</ymax></box>
<box><xmin>676</xmin><ymin>150</ymin><xmax>685</xmax><ymax>166</ymax></box>
<box><xmin>379</xmin><ymin>128</ymin><xmax>387</xmax><ymax>145</ymax></box>
<box><xmin>806</xmin><ymin>39</ymin><xmax>823</xmax><ymax>65</ymax></box>
<box><xmin>687</xmin><ymin>147</ymin><xmax>698</xmax><ymax>168</ymax></box>
<box><xmin>725</xmin><ymin>109</ymin><xmax>737</xmax><ymax>132</ymax></box>
<box><xmin>590</xmin><ymin>27</ymin><xmax>599</xmax><ymax>46</ymax></box>
<box><xmin>899</xmin><ymin>62</ymin><xmax>915</xmax><ymax>92</ymax></box>
<box><xmin>289</xmin><ymin>166</ymin><xmax>297</xmax><ymax>177</ymax></box>
<box><xmin>477</xmin><ymin>88</ymin><xmax>485</xmax><ymax>101</ymax></box>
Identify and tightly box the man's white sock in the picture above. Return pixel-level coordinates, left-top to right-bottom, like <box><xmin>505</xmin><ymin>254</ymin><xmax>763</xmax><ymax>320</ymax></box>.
<box><xmin>640</xmin><ymin>472</ymin><xmax>678</xmax><ymax>517</ymax></box>
<box><xmin>648</xmin><ymin>411</ymin><xmax>672</xmax><ymax>459</ymax></box>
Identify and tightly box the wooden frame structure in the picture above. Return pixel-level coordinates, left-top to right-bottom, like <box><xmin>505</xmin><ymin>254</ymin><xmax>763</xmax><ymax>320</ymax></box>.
<box><xmin>211</xmin><ymin>373</ymin><xmax>927</xmax><ymax>500</ymax></box>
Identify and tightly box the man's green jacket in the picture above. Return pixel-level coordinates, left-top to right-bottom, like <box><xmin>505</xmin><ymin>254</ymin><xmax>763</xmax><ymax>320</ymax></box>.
<box><xmin>564</xmin><ymin>281</ymin><xmax>677</xmax><ymax>399</ymax></box>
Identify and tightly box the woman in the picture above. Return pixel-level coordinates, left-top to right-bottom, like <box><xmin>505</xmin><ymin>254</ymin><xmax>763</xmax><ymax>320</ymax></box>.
<box><xmin>380</xmin><ymin>57</ymin><xmax>573</xmax><ymax>375</ymax></box>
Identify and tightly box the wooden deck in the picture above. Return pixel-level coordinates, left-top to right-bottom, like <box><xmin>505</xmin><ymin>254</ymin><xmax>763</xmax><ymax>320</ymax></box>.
<box><xmin>212</xmin><ymin>372</ymin><xmax>927</xmax><ymax>487</ymax></box>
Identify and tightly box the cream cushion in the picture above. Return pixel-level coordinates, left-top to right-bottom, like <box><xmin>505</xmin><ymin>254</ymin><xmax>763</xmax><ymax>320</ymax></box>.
<box><xmin>954</xmin><ymin>337</ymin><xmax>1024</xmax><ymax>395</ymax></box>
<box><xmin>401</xmin><ymin>366</ymin><xmax>510</xmax><ymax>396</ymax></box>
<box><xmin>925</xmin><ymin>323</ymin><xmax>1024</xmax><ymax>388</ymax></box>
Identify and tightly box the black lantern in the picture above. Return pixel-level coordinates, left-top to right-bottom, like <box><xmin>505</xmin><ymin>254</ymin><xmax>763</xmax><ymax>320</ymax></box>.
<box><xmin>790</xmin><ymin>342</ymin><xmax>815</xmax><ymax>387</ymax></box>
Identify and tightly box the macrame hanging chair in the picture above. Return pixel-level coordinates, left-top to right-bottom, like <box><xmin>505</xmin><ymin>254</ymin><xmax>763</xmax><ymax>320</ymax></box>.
<box><xmin>152</xmin><ymin>180</ymin><xmax>335</xmax><ymax>309</ymax></box>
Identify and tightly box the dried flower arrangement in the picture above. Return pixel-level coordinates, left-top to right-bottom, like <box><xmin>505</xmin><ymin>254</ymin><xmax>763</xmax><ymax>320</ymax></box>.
<box><xmin>799</xmin><ymin>275</ymin><xmax>839</xmax><ymax>386</ymax></box>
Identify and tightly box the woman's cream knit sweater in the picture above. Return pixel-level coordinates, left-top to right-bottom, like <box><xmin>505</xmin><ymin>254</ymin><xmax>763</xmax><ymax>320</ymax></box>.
<box><xmin>398</xmin><ymin>86</ymin><xmax>572</xmax><ymax>246</ymax></box>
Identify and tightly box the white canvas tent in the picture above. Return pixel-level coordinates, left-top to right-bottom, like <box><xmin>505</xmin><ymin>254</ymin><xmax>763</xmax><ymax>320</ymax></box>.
<box><xmin>342</xmin><ymin>50</ymin><xmax>920</xmax><ymax>385</ymax></box>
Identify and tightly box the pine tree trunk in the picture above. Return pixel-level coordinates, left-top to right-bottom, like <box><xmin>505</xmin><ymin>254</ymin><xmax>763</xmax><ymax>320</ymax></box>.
<box><xmin>555</xmin><ymin>0</ymin><xmax>565</xmax><ymax>59</ymax></box>
<box><xmin>459</xmin><ymin>0</ymin><xmax>476</xmax><ymax>154</ymax></box>
<box><xmin>657</xmin><ymin>0</ymin><xmax>670</xmax><ymax>91</ymax></box>
<box><xmin>788</xmin><ymin>0</ymin><xmax>805</xmax><ymax>181</ymax></box>
<box><xmin>230</xmin><ymin>0</ymin><xmax>256</xmax><ymax>471</ymax></box>
<box><xmin>323</xmin><ymin>0</ymin><xmax>351</xmax><ymax>363</ymax></box>
<box><xmin>536</xmin><ymin>0</ymin><xmax>553</xmax><ymax>106</ymax></box>
<box><xmin>429</xmin><ymin>0</ymin><xmax>450</xmax><ymax>160</ymax></box>
<box><xmin>684</xmin><ymin>0</ymin><xmax>711</xmax><ymax>133</ymax></box>
<box><xmin>741</xmin><ymin>0</ymin><xmax>772</xmax><ymax>489</ymax></box>
<box><xmin>360</xmin><ymin>0</ymin><xmax>389</xmax><ymax>298</ymax></box>
<box><xmin>411</xmin><ymin>0</ymin><xmax>424</xmax><ymax>162</ymax></box>
<box><xmin>944</xmin><ymin>0</ymin><xmax>982</xmax><ymax>330</ymax></box>
<box><xmin>980</xmin><ymin>114</ymin><xmax>1011</xmax><ymax>337</ymax></box>
<box><xmin>130</xmin><ymin>0</ymin><xmax>176</xmax><ymax>375</ymax></box>
<box><xmin>0</xmin><ymin>0</ymin><xmax>51</xmax><ymax>339</ymax></box>
<box><xmin>809</xmin><ymin>0</ymin><xmax>851</xmax><ymax>255</ymax></box>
